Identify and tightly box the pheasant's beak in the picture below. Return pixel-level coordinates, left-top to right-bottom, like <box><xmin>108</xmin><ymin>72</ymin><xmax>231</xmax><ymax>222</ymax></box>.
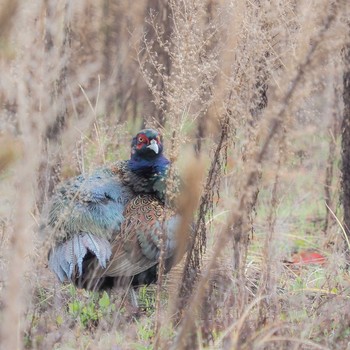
<box><xmin>147</xmin><ymin>139</ymin><xmax>159</xmax><ymax>154</ymax></box>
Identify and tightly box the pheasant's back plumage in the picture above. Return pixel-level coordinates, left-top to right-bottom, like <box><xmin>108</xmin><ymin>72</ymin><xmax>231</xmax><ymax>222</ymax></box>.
<box><xmin>77</xmin><ymin>195</ymin><xmax>179</xmax><ymax>289</ymax></box>
<box><xmin>44</xmin><ymin>129</ymin><xmax>181</xmax><ymax>290</ymax></box>
<box><xmin>109</xmin><ymin>195</ymin><xmax>178</xmax><ymax>274</ymax></box>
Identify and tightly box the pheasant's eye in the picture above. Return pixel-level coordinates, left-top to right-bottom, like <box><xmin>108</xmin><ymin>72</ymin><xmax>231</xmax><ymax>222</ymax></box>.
<box><xmin>138</xmin><ymin>136</ymin><xmax>144</xmax><ymax>143</ymax></box>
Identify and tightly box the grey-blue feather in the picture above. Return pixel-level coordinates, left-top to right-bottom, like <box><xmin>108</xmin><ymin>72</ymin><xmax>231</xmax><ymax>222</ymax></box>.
<box><xmin>47</xmin><ymin>166</ymin><xmax>134</xmax><ymax>242</ymax></box>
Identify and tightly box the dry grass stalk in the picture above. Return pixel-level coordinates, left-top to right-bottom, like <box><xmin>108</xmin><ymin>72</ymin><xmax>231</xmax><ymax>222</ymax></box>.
<box><xmin>154</xmin><ymin>157</ymin><xmax>204</xmax><ymax>349</ymax></box>
<box><xmin>1</xmin><ymin>61</ymin><xmax>45</xmax><ymax>350</ymax></box>
<box><xmin>176</xmin><ymin>114</ymin><xmax>230</xmax><ymax>330</ymax></box>
<box><xmin>324</xmin><ymin>112</ymin><xmax>340</xmax><ymax>235</ymax></box>
<box><xmin>257</xmin><ymin>133</ymin><xmax>284</xmax><ymax>327</ymax></box>
<box><xmin>341</xmin><ymin>27</ymin><xmax>350</xmax><ymax>239</ymax></box>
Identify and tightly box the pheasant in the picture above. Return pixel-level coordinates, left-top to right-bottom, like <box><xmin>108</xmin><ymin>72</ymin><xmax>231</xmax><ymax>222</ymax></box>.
<box><xmin>44</xmin><ymin>129</ymin><xmax>181</xmax><ymax>290</ymax></box>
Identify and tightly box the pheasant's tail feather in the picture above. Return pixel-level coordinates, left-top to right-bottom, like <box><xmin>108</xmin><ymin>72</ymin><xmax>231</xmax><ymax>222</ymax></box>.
<box><xmin>103</xmin><ymin>244</ymin><xmax>158</xmax><ymax>277</ymax></box>
<box><xmin>80</xmin><ymin>232</ymin><xmax>158</xmax><ymax>281</ymax></box>
<box><xmin>48</xmin><ymin>233</ymin><xmax>112</xmax><ymax>282</ymax></box>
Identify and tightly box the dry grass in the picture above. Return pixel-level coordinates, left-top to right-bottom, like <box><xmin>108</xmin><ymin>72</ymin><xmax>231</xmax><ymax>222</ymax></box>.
<box><xmin>0</xmin><ymin>0</ymin><xmax>349</xmax><ymax>349</ymax></box>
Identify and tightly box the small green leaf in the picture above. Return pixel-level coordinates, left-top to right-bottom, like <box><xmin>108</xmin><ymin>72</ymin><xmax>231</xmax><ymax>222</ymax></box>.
<box><xmin>68</xmin><ymin>300</ymin><xmax>81</xmax><ymax>315</ymax></box>
<box><xmin>99</xmin><ymin>291</ymin><xmax>110</xmax><ymax>309</ymax></box>
<box><xmin>56</xmin><ymin>315</ymin><xmax>64</xmax><ymax>326</ymax></box>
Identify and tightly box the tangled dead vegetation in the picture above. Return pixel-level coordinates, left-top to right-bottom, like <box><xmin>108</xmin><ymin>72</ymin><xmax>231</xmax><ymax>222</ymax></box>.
<box><xmin>0</xmin><ymin>1</ymin><xmax>350</xmax><ymax>349</ymax></box>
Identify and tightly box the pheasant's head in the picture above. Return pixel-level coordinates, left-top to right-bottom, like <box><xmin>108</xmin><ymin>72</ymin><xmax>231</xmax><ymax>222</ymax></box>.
<box><xmin>131</xmin><ymin>129</ymin><xmax>163</xmax><ymax>160</ymax></box>
<box><xmin>128</xmin><ymin>128</ymin><xmax>169</xmax><ymax>193</ymax></box>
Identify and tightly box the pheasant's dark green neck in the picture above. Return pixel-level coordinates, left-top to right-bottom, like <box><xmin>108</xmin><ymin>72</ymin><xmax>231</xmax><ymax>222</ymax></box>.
<box><xmin>127</xmin><ymin>155</ymin><xmax>169</xmax><ymax>202</ymax></box>
<box><xmin>110</xmin><ymin>157</ymin><xmax>168</xmax><ymax>203</ymax></box>
<box><xmin>128</xmin><ymin>154</ymin><xmax>169</xmax><ymax>178</ymax></box>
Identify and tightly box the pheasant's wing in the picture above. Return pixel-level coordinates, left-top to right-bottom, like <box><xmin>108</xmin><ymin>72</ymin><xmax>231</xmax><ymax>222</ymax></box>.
<box><xmin>87</xmin><ymin>195</ymin><xmax>180</xmax><ymax>279</ymax></box>
<box><xmin>46</xmin><ymin>165</ymin><xmax>134</xmax><ymax>241</ymax></box>
<box><xmin>45</xmin><ymin>164</ymin><xmax>134</xmax><ymax>281</ymax></box>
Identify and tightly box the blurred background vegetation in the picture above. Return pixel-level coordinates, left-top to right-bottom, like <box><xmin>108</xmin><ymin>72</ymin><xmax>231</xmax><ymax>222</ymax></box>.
<box><xmin>0</xmin><ymin>0</ymin><xmax>350</xmax><ymax>349</ymax></box>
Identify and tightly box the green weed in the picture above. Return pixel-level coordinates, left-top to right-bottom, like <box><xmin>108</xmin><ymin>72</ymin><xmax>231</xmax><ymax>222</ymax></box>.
<box><xmin>67</xmin><ymin>289</ymin><xmax>115</xmax><ymax>329</ymax></box>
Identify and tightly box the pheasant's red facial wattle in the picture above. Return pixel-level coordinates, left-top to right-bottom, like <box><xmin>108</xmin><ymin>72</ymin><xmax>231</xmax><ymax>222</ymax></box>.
<box><xmin>136</xmin><ymin>134</ymin><xmax>148</xmax><ymax>148</ymax></box>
